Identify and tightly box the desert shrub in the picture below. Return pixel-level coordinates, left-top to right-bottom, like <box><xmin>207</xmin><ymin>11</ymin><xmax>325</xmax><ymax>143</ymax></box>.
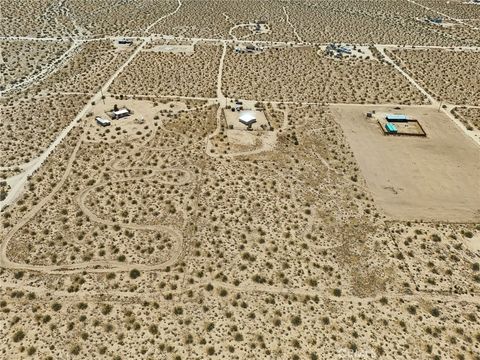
<box><xmin>13</xmin><ymin>330</ymin><xmax>25</xmax><ymax>342</ymax></box>
<box><xmin>101</xmin><ymin>304</ymin><xmax>112</xmax><ymax>315</ymax></box>
<box><xmin>129</xmin><ymin>269</ymin><xmax>141</xmax><ymax>279</ymax></box>
<box><xmin>148</xmin><ymin>324</ymin><xmax>158</xmax><ymax>335</ymax></box>
<box><xmin>291</xmin><ymin>315</ymin><xmax>302</xmax><ymax>326</ymax></box>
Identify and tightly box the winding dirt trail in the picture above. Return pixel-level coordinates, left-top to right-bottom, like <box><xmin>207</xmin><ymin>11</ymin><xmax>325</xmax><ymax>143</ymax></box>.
<box><xmin>283</xmin><ymin>6</ymin><xmax>303</xmax><ymax>43</ymax></box>
<box><xmin>0</xmin><ymin>102</ymin><xmax>198</xmax><ymax>275</ymax></box>
<box><xmin>145</xmin><ymin>0</ymin><xmax>182</xmax><ymax>33</ymax></box>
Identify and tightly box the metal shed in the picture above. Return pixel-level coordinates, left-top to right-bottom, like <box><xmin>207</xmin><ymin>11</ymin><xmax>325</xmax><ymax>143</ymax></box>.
<box><xmin>385</xmin><ymin>123</ymin><xmax>398</xmax><ymax>133</ymax></box>
<box><xmin>96</xmin><ymin>117</ymin><xmax>111</xmax><ymax>127</ymax></box>
<box><xmin>386</xmin><ymin>114</ymin><xmax>408</xmax><ymax>122</ymax></box>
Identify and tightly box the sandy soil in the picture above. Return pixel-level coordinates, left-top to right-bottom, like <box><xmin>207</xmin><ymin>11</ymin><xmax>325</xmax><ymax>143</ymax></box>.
<box><xmin>1</xmin><ymin>1</ymin><xmax>479</xmax><ymax>358</ymax></box>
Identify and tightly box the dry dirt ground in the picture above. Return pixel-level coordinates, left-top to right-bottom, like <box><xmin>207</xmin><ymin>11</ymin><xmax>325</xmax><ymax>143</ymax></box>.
<box><xmin>287</xmin><ymin>0</ymin><xmax>479</xmax><ymax>46</ymax></box>
<box><xmin>331</xmin><ymin>105</ymin><xmax>480</xmax><ymax>222</ymax></box>
<box><xmin>151</xmin><ymin>0</ymin><xmax>297</xmax><ymax>42</ymax></box>
<box><xmin>1</xmin><ymin>1</ymin><xmax>480</xmax><ymax>359</ymax></box>
<box><xmin>32</xmin><ymin>41</ymin><xmax>135</xmax><ymax>95</ymax></box>
<box><xmin>1</xmin><ymin>100</ymin><xmax>479</xmax><ymax>359</ymax></box>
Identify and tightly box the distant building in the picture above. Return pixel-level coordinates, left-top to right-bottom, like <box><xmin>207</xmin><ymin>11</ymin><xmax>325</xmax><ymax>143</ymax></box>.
<box><xmin>386</xmin><ymin>114</ymin><xmax>408</xmax><ymax>122</ymax></box>
<box><xmin>326</xmin><ymin>43</ymin><xmax>352</xmax><ymax>56</ymax></box>
<box><xmin>235</xmin><ymin>44</ymin><xmax>260</xmax><ymax>54</ymax></box>
<box><xmin>239</xmin><ymin>111</ymin><xmax>257</xmax><ymax>126</ymax></box>
<box><xmin>112</xmin><ymin>108</ymin><xmax>130</xmax><ymax>119</ymax></box>
<box><xmin>118</xmin><ymin>39</ymin><xmax>133</xmax><ymax>45</ymax></box>
<box><xmin>96</xmin><ymin>117</ymin><xmax>111</xmax><ymax>127</ymax></box>
<box><xmin>427</xmin><ymin>16</ymin><xmax>443</xmax><ymax>24</ymax></box>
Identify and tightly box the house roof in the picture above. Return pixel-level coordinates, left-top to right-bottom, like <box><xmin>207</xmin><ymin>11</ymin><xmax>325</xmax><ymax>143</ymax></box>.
<box><xmin>239</xmin><ymin>111</ymin><xmax>256</xmax><ymax>124</ymax></box>
<box><xmin>113</xmin><ymin>108</ymin><xmax>129</xmax><ymax>115</ymax></box>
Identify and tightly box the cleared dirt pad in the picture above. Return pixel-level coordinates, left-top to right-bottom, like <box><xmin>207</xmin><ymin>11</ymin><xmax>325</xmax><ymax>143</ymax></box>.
<box><xmin>331</xmin><ymin>105</ymin><xmax>480</xmax><ymax>222</ymax></box>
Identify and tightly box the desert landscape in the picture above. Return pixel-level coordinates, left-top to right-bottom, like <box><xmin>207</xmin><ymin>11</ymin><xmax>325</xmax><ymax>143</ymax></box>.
<box><xmin>1</xmin><ymin>1</ymin><xmax>479</xmax><ymax>359</ymax></box>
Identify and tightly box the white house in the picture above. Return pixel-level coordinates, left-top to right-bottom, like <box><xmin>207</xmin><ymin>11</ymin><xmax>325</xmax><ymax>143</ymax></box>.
<box><xmin>239</xmin><ymin>111</ymin><xmax>257</xmax><ymax>126</ymax></box>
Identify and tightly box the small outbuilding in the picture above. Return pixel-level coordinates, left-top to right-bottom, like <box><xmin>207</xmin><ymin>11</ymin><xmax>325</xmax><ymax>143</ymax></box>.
<box><xmin>96</xmin><ymin>116</ymin><xmax>111</xmax><ymax>127</ymax></box>
<box><xmin>239</xmin><ymin>111</ymin><xmax>257</xmax><ymax>126</ymax></box>
<box><xmin>385</xmin><ymin>123</ymin><xmax>398</xmax><ymax>133</ymax></box>
<box><xmin>386</xmin><ymin>114</ymin><xmax>408</xmax><ymax>122</ymax></box>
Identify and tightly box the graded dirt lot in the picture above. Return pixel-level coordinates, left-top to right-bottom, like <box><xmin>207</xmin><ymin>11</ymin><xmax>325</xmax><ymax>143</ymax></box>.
<box><xmin>332</xmin><ymin>105</ymin><xmax>480</xmax><ymax>222</ymax></box>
